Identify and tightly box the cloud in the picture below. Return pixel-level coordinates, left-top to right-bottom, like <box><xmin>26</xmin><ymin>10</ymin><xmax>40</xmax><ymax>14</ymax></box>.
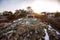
<box><xmin>0</xmin><ymin>0</ymin><xmax>34</xmax><ymax>12</ymax></box>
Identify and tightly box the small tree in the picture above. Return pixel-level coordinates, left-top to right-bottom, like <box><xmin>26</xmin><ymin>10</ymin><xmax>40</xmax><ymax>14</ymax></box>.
<box><xmin>55</xmin><ymin>12</ymin><xmax>60</xmax><ymax>17</ymax></box>
<box><xmin>27</xmin><ymin>6</ymin><xmax>33</xmax><ymax>13</ymax></box>
<box><xmin>3</xmin><ymin>11</ymin><xmax>8</xmax><ymax>16</ymax></box>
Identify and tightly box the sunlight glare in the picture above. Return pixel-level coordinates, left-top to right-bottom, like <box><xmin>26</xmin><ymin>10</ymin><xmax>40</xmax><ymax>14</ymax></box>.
<box><xmin>31</xmin><ymin>0</ymin><xmax>60</xmax><ymax>14</ymax></box>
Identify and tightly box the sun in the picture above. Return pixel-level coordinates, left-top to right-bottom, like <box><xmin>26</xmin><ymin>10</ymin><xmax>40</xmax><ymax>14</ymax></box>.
<box><xmin>30</xmin><ymin>0</ymin><xmax>60</xmax><ymax>14</ymax></box>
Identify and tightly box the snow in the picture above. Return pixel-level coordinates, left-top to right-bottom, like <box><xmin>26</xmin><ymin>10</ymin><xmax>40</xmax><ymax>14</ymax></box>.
<box><xmin>48</xmin><ymin>25</ymin><xmax>60</xmax><ymax>35</ymax></box>
<box><xmin>56</xmin><ymin>31</ymin><xmax>60</xmax><ymax>35</ymax></box>
<box><xmin>44</xmin><ymin>29</ymin><xmax>49</xmax><ymax>40</ymax></box>
<box><xmin>7</xmin><ymin>30</ymin><xmax>16</xmax><ymax>34</ymax></box>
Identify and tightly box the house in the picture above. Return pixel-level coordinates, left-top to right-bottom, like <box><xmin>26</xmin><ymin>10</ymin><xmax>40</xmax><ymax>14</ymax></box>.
<box><xmin>47</xmin><ymin>13</ymin><xmax>55</xmax><ymax>18</ymax></box>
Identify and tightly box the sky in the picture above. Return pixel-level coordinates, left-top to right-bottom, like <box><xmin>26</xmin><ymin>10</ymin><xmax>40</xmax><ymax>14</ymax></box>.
<box><xmin>0</xmin><ymin>0</ymin><xmax>60</xmax><ymax>13</ymax></box>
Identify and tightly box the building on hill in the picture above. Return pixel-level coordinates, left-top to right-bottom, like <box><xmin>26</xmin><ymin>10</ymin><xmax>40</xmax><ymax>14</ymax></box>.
<box><xmin>26</xmin><ymin>7</ymin><xmax>35</xmax><ymax>18</ymax></box>
<box><xmin>47</xmin><ymin>13</ymin><xmax>55</xmax><ymax>18</ymax></box>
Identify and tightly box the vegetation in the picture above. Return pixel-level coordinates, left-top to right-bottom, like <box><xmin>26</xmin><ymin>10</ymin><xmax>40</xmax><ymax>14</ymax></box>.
<box><xmin>0</xmin><ymin>8</ymin><xmax>60</xmax><ymax>40</ymax></box>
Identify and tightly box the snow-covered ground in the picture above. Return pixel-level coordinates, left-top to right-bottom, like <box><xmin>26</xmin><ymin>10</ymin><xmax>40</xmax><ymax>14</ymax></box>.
<box><xmin>44</xmin><ymin>24</ymin><xmax>60</xmax><ymax>40</ymax></box>
<box><xmin>48</xmin><ymin>25</ymin><xmax>60</xmax><ymax>35</ymax></box>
